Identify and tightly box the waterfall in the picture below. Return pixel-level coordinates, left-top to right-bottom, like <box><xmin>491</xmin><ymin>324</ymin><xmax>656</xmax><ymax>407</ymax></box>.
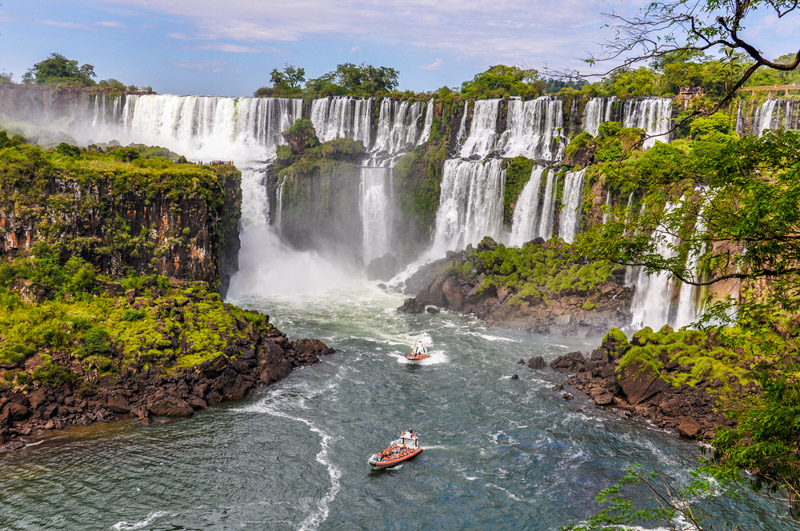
<box><xmin>630</xmin><ymin>202</ymin><xmax>681</xmax><ymax>329</ymax></box>
<box><xmin>455</xmin><ymin>102</ymin><xmax>469</xmax><ymax>151</ymax></box>
<box><xmin>735</xmin><ymin>100</ymin><xmax>745</xmax><ymax>135</ymax></box>
<box><xmin>459</xmin><ymin>99</ymin><xmax>500</xmax><ymax>158</ymax></box>
<box><xmin>583</xmin><ymin>96</ymin><xmax>619</xmax><ymax>136</ymax></box>
<box><xmin>785</xmin><ymin>100</ymin><xmax>795</xmax><ymax>130</ymax></box>
<box><xmin>371</xmin><ymin>99</ymin><xmax>426</xmax><ymax>156</ymax></box>
<box><xmin>418</xmin><ymin>101</ymin><xmax>434</xmax><ymax>145</ymax></box>
<box><xmin>755</xmin><ymin>99</ymin><xmax>779</xmax><ymax>137</ymax></box>
<box><xmin>622</xmin><ymin>97</ymin><xmax>673</xmax><ymax>149</ymax></box>
<box><xmin>431</xmin><ymin>159</ymin><xmax>505</xmax><ymax>253</ymax></box>
<box><xmin>359</xmin><ymin>167</ymin><xmax>394</xmax><ymax>264</ymax></box>
<box><xmin>509</xmin><ymin>165</ymin><xmax>546</xmax><ymax>246</ymax></box>
<box><xmin>240</xmin><ymin>168</ymin><xmax>270</xmax><ymax>231</ymax></box>
<box><xmin>310</xmin><ymin>97</ymin><xmax>372</xmax><ymax>146</ymax></box>
<box><xmin>497</xmin><ymin>96</ymin><xmax>566</xmax><ymax>161</ymax></box>
<box><xmin>601</xmin><ymin>191</ymin><xmax>612</xmax><ymax>225</ymax></box>
<box><xmin>558</xmin><ymin>168</ymin><xmax>586</xmax><ymax>243</ymax></box>
<box><xmin>674</xmin><ymin>191</ymin><xmax>709</xmax><ymax>328</ymax></box>
<box><xmin>536</xmin><ymin>169</ymin><xmax>559</xmax><ymax>240</ymax></box>
<box><xmin>117</xmin><ymin>94</ymin><xmax>303</xmax><ymax>161</ymax></box>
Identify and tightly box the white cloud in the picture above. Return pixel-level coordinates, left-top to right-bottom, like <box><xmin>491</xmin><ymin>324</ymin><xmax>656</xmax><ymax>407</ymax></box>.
<box><xmin>187</xmin><ymin>43</ymin><xmax>266</xmax><ymax>53</ymax></box>
<box><xmin>350</xmin><ymin>46</ymin><xmax>360</xmax><ymax>53</ymax></box>
<box><xmin>171</xmin><ymin>60</ymin><xmax>226</xmax><ymax>72</ymax></box>
<box><xmin>90</xmin><ymin>0</ymin><xmax>637</xmax><ymax>68</ymax></box>
<box><xmin>420</xmin><ymin>58</ymin><xmax>444</xmax><ymax>70</ymax></box>
<box><xmin>38</xmin><ymin>19</ymin><xmax>90</xmax><ymax>30</ymax></box>
<box><xmin>167</xmin><ymin>32</ymin><xmax>194</xmax><ymax>40</ymax></box>
<box><xmin>97</xmin><ymin>20</ymin><xmax>125</xmax><ymax>28</ymax></box>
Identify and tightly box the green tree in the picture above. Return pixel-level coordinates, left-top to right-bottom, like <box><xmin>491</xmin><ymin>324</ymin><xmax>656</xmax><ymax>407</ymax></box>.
<box><xmin>460</xmin><ymin>65</ymin><xmax>544</xmax><ymax>98</ymax></box>
<box><xmin>23</xmin><ymin>53</ymin><xmax>96</xmax><ymax>87</ymax></box>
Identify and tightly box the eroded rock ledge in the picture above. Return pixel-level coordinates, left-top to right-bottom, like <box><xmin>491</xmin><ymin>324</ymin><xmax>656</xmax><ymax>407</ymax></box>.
<box><xmin>399</xmin><ymin>237</ymin><xmax>634</xmax><ymax>337</ymax></box>
<box><xmin>549</xmin><ymin>331</ymin><xmax>734</xmax><ymax>439</ymax></box>
<box><xmin>0</xmin><ymin>329</ymin><xmax>333</xmax><ymax>450</ymax></box>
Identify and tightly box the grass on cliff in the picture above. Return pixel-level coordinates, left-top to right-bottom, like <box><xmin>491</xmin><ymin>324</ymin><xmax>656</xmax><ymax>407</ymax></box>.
<box><xmin>0</xmin><ymin>254</ymin><xmax>270</xmax><ymax>391</ymax></box>
<box><xmin>450</xmin><ymin>238</ymin><xmax>625</xmax><ymax>307</ymax></box>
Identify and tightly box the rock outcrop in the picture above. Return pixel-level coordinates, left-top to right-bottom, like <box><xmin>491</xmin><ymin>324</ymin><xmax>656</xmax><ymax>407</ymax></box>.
<box><xmin>0</xmin><ymin>325</ymin><xmax>334</xmax><ymax>449</ymax></box>
<box><xmin>399</xmin><ymin>238</ymin><xmax>633</xmax><ymax>336</ymax></box>
<box><xmin>549</xmin><ymin>334</ymin><xmax>731</xmax><ymax>440</ymax></box>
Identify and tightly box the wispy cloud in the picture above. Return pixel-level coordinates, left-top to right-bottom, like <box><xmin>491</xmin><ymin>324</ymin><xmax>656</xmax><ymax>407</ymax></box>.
<box><xmin>96</xmin><ymin>20</ymin><xmax>125</xmax><ymax>28</ymax></box>
<box><xmin>420</xmin><ymin>58</ymin><xmax>444</xmax><ymax>70</ymax></box>
<box><xmin>167</xmin><ymin>32</ymin><xmax>195</xmax><ymax>40</ymax></box>
<box><xmin>350</xmin><ymin>46</ymin><xmax>360</xmax><ymax>53</ymax></box>
<box><xmin>186</xmin><ymin>43</ymin><xmax>271</xmax><ymax>54</ymax></box>
<box><xmin>171</xmin><ymin>60</ymin><xmax>226</xmax><ymax>72</ymax></box>
<box><xmin>38</xmin><ymin>19</ymin><xmax>90</xmax><ymax>30</ymax></box>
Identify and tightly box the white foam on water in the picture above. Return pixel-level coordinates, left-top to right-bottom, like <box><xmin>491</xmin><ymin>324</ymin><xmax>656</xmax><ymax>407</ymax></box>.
<box><xmin>485</xmin><ymin>482</ymin><xmax>526</xmax><ymax>503</ymax></box>
<box><xmin>244</xmin><ymin>395</ymin><xmax>341</xmax><ymax>531</ymax></box>
<box><xmin>112</xmin><ymin>510</ymin><xmax>170</xmax><ymax>530</ymax></box>
<box><xmin>391</xmin><ymin>350</ymin><xmax>449</xmax><ymax>366</ymax></box>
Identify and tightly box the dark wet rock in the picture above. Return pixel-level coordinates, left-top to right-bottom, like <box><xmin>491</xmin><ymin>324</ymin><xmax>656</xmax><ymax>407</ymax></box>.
<box><xmin>527</xmin><ymin>356</ymin><xmax>546</xmax><ymax>369</ymax></box>
<box><xmin>367</xmin><ymin>253</ymin><xmax>399</xmax><ymax>281</ymax></box>
<box><xmin>397</xmin><ymin>298</ymin><xmax>426</xmax><ymax>314</ymax></box>
<box><xmin>426</xmin><ymin>306</ymin><xmax>440</xmax><ymax>314</ymax></box>
<box><xmin>146</xmin><ymin>390</ymin><xmax>194</xmax><ymax>418</ymax></box>
<box><xmin>517</xmin><ymin>359</ymin><xmax>526</xmax><ymax>365</ymax></box>
<box><xmin>511</xmin><ymin>374</ymin><xmax>519</xmax><ymax>380</ymax></box>
<box><xmin>106</xmin><ymin>394</ymin><xmax>131</xmax><ymax>414</ymax></box>
<box><xmin>550</xmin><ymin>351</ymin><xmax>587</xmax><ymax>372</ymax></box>
<box><xmin>678</xmin><ymin>418</ymin><xmax>702</xmax><ymax>439</ymax></box>
<box><xmin>562</xmin><ymin>393</ymin><xmax>574</xmax><ymax>400</ymax></box>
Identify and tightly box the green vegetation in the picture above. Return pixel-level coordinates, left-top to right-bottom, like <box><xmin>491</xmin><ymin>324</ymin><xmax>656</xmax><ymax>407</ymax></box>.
<box><xmin>0</xmin><ymin>134</ymin><xmax>240</xmax><ymax>291</ymax></box>
<box><xmin>256</xmin><ymin>62</ymin><xmax>399</xmax><ymax>98</ymax></box>
<box><xmin>0</xmin><ymin>254</ymin><xmax>271</xmax><ymax>385</ymax></box>
<box><xmin>450</xmin><ymin>238</ymin><xmax>624</xmax><ymax>307</ymax></box>
<box><xmin>574</xmin><ymin>125</ymin><xmax>800</xmax><ymax>519</ymax></box>
<box><xmin>19</xmin><ymin>52</ymin><xmax>151</xmax><ymax>92</ymax></box>
<box><xmin>460</xmin><ymin>65</ymin><xmax>544</xmax><ymax>99</ymax></box>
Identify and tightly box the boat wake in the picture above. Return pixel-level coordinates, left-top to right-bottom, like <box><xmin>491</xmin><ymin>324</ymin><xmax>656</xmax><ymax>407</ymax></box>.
<box><xmin>238</xmin><ymin>386</ymin><xmax>342</xmax><ymax>530</ymax></box>
<box><xmin>111</xmin><ymin>510</ymin><xmax>170</xmax><ymax>530</ymax></box>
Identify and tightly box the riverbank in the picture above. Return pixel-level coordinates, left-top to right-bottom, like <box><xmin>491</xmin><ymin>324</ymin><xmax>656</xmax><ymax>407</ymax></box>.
<box><xmin>0</xmin><ymin>275</ymin><xmax>333</xmax><ymax>450</ymax></box>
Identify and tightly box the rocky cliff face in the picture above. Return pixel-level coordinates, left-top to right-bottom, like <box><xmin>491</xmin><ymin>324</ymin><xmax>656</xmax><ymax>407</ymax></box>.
<box><xmin>0</xmin><ymin>145</ymin><xmax>241</xmax><ymax>296</ymax></box>
<box><xmin>399</xmin><ymin>237</ymin><xmax>634</xmax><ymax>337</ymax></box>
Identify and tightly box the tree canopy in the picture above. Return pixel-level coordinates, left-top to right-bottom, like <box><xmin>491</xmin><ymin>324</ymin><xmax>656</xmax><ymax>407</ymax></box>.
<box><xmin>255</xmin><ymin>62</ymin><xmax>399</xmax><ymax>98</ymax></box>
<box><xmin>22</xmin><ymin>53</ymin><xmax>96</xmax><ymax>87</ymax></box>
<box><xmin>460</xmin><ymin>65</ymin><xmax>544</xmax><ymax>98</ymax></box>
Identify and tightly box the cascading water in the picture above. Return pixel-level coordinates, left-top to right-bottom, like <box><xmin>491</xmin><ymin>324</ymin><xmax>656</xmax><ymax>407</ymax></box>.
<box><xmin>459</xmin><ymin>99</ymin><xmax>500</xmax><ymax>158</ymax></box>
<box><xmin>418</xmin><ymin>101</ymin><xmax>434</xmax><ymax>145</ymax></box>
<box><xmin>582</xmin><ymin>96</ymin><xmax>618</xmax><ymax>136</ymax></box>
<box><xmin>371</xmin><ymin>99</ymin><xmax>426</xmax><ymax>156</ymax></box>
<box><xmin>309</xmin><ymin>97</ymin><xmax>372</xmax><ymax>146</ymax></box>
<box><xmin>497</xmin><ymin>97</ymin><xmax>566</xmax><ymax>161</ymax></box>
<box><xmin>755</xmin><ymin>99</ymin><xmax>779</xmax><ymax>137</ymax></box>
<box><xmin>431</xmin><ymin>159</ymin><xmax>505</xmax><ymax>254</ymax></box>
<box><xmin>359</xmin><ymin>167</ymin><xmax>394</xmax><ymax>264</ymax></box>
<box><xmin>629</xmin><ymin>202</ymin><xmax>681</xmax><ymax>329</ymax></box>
<box><xmin>537</xmin><ymin>169</ymin><xmax>559</xmax><ymax>240</ymax></box>
<box><xmin>674</xmin><ymin>191</ymin><xmax>710</xmax><ymax>328</ymax></box>
<box><xmin>622</xmin><ymin>97</ymin><xmax>673</xmax><ymax>149</ymax></box>
<box><xmin>509</xmin><ymin>166</ymin><xmax>546</xmax><ymax>247</ymax></box>
<box><xmin>117</xmin><ymin>94</ymin><xmax>302</xmax><ymax>161</ymax></box>
<box><xmin>455</xmin><ymin>102</ymin><xmax>469</xmax><ymax>151</ymax></box>
<box><xmin>558</xmin><ymin>169</ymin><xmax>586</xmax><ymax>243</ymax></box>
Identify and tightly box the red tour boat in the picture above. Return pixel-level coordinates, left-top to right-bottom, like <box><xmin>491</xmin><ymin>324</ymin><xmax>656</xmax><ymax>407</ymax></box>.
<box><xmin>368</xmin><ymin>430</ymin><xmax>423</xmax><ymax>468</ymax></box>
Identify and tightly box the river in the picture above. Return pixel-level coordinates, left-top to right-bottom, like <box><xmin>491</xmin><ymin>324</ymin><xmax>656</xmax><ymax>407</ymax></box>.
<box><xmin>0</xmin><ymin>273</ymin><xmax>790</xmax><ymax>529</ymax></box>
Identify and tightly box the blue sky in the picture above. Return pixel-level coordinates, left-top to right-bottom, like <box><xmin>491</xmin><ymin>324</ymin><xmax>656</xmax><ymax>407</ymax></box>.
<box><xmin>1</xmin><ymin>1</ymin><xmax>798</xmax><ymax>97</ymax></box>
